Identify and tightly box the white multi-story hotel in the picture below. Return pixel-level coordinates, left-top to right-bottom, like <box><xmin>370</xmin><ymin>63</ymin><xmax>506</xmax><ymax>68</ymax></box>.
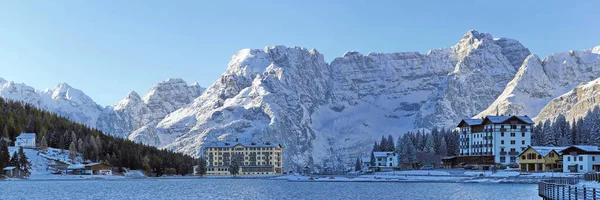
<box><xmin>457</xmin><ymin>115</ymin><xmax>534</xmax><ymax>166</ymax></box>
<box><xmin>203</xmin><ymin>141</ymin><xmax>283</xmax><ymax>175</ymax></box>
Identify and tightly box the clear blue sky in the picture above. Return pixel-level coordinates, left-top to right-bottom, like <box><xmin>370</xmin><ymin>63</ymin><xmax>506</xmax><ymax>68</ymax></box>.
<box><xmin>0</xmin><ymin>0</ymin><xmax>598</xmax><ymax>106</ymax></box>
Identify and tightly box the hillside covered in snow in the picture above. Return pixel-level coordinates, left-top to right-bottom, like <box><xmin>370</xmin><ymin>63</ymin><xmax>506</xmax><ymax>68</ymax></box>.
<box><xmin>2</xmin><ymin>30</ymin><xmax>599</xmax><ymax>171</ymax></box>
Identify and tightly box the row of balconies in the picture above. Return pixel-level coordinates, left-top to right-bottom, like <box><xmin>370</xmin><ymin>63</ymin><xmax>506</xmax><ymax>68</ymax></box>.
<box><xmin>471</xmin><ymin>144</ymin><xmax>493</xmax><ymax>148</ymax></box>
<box><xmin>499</xmin><ymin>151</ymin><xmax>520</xmax><ymax>156</ymax></box>
<box><xmin>484</xmin><ymin>128</ymin><xmax>529</xmax><ymax>133</ymax></box>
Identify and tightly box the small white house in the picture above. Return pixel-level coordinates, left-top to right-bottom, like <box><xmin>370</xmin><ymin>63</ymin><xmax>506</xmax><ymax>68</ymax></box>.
<box><xmin>360</xmin><ymin>157</ymin><xmax>371</xmax><ymax>171</ymax></box>
<box><xmin>561</xmin><ymin>145</ymin><xmax>600</xmax><ymax>173</ymax></box>
<box><xmin>373</xmin><ymin>152</ymin><xmax>398</xmax><ymax>167</ymax></box>
<box><xmin>15</xmin><ymin>133</ymin><xmax>36</xmax><ymax>148</ymax></box>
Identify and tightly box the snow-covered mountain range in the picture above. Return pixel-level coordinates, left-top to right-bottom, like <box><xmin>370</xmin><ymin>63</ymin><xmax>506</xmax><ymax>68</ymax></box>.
<box><xmin>1</xmin><ymin>30</ymin><xmax>599</xmax><ymax>170</ymax></box>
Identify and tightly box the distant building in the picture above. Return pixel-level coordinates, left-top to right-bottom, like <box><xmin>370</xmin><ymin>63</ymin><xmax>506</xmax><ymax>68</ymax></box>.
<box><xmin>2</xmin><ymin>166</ymin><xmax>21</xmax><ymax>177</ymax></box>
<box><xmin>15</xmin><ymin>133</ymin><xmax>36</xmax><ymax>148</ymax></box>
<box><xmin>518</xmin><ymin>146</ymin><xmax>566</xmax><ymax>172</ymax></box>
<box><xmin>373</xmin><ymin>152</ymin><xmax>398</xmax><ymax>168</ymax></box>
<box><xmin>66</xmin><ymin>163</ymin><xmax>112</xmax><ymax>175</ymax></box>
<box><xmin>360</xmin><ymin>157</ymin><xmax>371</xmax><ymax>170</ymax></box>
<box><xmin>456</xmin><ymin>115</ymin><xmax>534</xmax><ymax>168</ymax></box>
<box><xmin>204</xmin><ymin>141</ymin><xmax>283</xmax><ymax>175</ymax></box>
<box><xmin>560</xmin><ymin>145</ymin><xmax>600</xmax><ymax>173</ymax></box>
<box><xmin>416</xmin><ymin>152</ymin><xmax>442</xmax><ymax>168</ymax></box>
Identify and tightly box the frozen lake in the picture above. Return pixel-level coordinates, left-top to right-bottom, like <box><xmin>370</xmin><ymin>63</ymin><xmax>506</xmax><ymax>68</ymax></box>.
<box><xmin>0</xmin><ymin>178</ymin><xmax>539</xmax><ymax>200</ymax></box>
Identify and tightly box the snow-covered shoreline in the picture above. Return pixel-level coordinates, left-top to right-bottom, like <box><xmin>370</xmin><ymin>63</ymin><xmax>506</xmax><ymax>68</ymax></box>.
<box><xmin>275</xmin><ymin>170</ymin><xmax>581</xmax><ymax>184</ymax></box>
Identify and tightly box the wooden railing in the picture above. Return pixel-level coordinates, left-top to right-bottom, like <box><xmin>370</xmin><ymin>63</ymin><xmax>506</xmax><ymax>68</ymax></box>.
<box><xmin>539</xmin><ymin>179</ymin><xmax>600</xmax><ymax>200</ymax></box>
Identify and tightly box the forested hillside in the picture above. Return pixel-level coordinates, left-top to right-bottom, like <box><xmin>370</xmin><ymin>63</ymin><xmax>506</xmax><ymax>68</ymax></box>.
<box><xmin>0</xmin><ymin>97</ymin><xmax>196</xmax><ymax>176</ymax></box>
<box><xmin>532</xmin><ymin>106</ymin><xmax>600</xmax><ymax>147</ymax></box>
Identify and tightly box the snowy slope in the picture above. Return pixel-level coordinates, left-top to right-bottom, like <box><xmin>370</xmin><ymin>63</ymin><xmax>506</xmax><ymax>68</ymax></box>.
<box><xmin>476</xmin><ymin>46</ymin><xmax>600</xmax><ymax>119</ymax></box>
<box><xmin>0</xmin><ymin>79</ymin><xmax>104</xmax><ymax>127</ymax></box>
<box><xmin>0</xmin><ymin>77</ymin><xmax>204</xmax><ymax>140</ymax></box>
<box><xmin>535</xmin><ymin>77</ymin><xmax>600</xmax><ymax>123</ymax></box>
<box><xmin>154</xmin><ymin>30</ymin><xmax>531</xmax><ymax>171</ymax></box>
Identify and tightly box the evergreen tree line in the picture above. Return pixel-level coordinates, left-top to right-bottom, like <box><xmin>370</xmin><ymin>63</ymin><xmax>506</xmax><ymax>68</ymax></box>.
<box><xmin>532</xmin><ymin>108</ymin><xmax>600</xmax><ymax>147</ymax></box>
<box><xmin>365</xmin><ymin>129</ymin><xmax>459</xmax><ymax>169</ymax></box>
<box><xmin>0</xmin><ymin>97</ymin><xmax>197</xmax><ymax>176</ymax></box>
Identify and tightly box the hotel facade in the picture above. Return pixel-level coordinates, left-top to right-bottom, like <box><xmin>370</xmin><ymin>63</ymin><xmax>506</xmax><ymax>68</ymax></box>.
<box><xmin>203</xmin><ymin>141</ymin><xmax>283</xmax><ymax>175</ymax></box>
<box><xmin>457</xmin><ymin>115</ymin><xmax>534</xmax><ymax>166</ymax></box>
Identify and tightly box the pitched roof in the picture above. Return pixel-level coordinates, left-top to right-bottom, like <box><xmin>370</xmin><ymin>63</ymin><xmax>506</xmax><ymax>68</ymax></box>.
<box><xmin>67</xmin><ymin>164</ymin><xmax>86</xmax><ymax>170</ymax></box>
<box><xmin>373</xmin><ymin>152</ymin><xmax>395</xmax><ymax>157</ymax></box>
<box><xmin>360</xmin><ymin>157</ymin><xmax>371</xmax><ymax>163</ymax></box>
<box><xmin>462</xmin><ymin>119</ymin><xmax>483</xmax><ymax>126</ymax></box>
<box><xmin>559</xmin><ymin>145</ymin><xmax>600</xmax><ymax>154</ymax></box>
<box><xmin>484</xmin><ymin>115</ymin><xmax>534</xmax><ymax>124</ymax></box>
<box><xmin>531</xmin><ymin>146</ymin><xmax>568</xmax><ymax>157</ymax></box>
<box><xmin>16</xmin><ymin>133</ymin><xmax>36</xmax><ymax>139</ymax></box>
<box><xmin>3</xmin><ymin>166</ymin><xmax>16</xmax><ymax>170</ymax></box>
<box><xmin>204</xmin><ymin>141</ymin><xmax>281</xmax><ymax>148</ymax></box>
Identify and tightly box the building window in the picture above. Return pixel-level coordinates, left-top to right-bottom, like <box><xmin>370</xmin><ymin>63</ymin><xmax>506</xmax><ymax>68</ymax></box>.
<box><xmin>522</xmin><ymin>140</ymin><xmax>525</xmax><ymax>145</ymax></box>
<box><xmin>510</xmin><ymin>132</ymin><xmax>515</xmax><ymax>137</ymax></box>
<box><xmin>522</xmin><ymin>155</ymin><xmax>526</xmax><ymax>160</ymax></box>
<box><xmin>510</xmin><ymin>140</ymin><xmax>515</xmax><ymax>145</ymax></box>
<box><xmin>510</xmin><ymin>157</ymin><xmax>516</xmax><ymax>163</ymax></box>
<box><xmin>500</xmin><ymin>157</ymin><xmax>506</xmax><ymax>163</ymax></box>
<box><xmin>581</xmin><ymin>165</ymin><xmax>584</xmax><ymax>170</ymax></box>
<box><xmin>501</xmin><ymin>140</ymin><xmax>505</xmax><ymax>145</ymax></box>
<box><xmin>568</xmin><ymin>157</ymin><xmax>571</xmax><ymax>161</ymax></box>
<box><xmin>580</xmin><ymin>156</ymin><xmax>583</xmax><ymax>161</ymax></box>
<box><xmin>501</xmin><ymin>132</ymin><xmax>505</xmax><ymax>137</ymax></box>
<box><xmin>594</xmin><ymin>156</ymin><xmax>596</xmax><ymax>161</ymax></box>
<box><xmin>522</xmin><ymin>132</ymin><xmax>525</xmax><ymax>137</ymax></box>
<box><xmin>538</xmin><ymin>155</ymin><xmax>542</xmax><ymax>159</ymax></box>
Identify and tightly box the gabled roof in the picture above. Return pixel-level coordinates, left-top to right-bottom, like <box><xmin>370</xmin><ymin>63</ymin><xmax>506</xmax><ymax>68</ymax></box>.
<box><xmin>483</xmin><ymin>115</ymin><xmax>534</xmax><ymax>124</ymax></box>
<box><xmin>519</xmin><ymin>146</ymin><xmax>568</xmax><ymax>157</ymax></box>
<box><xmin>16</xmin><ymin>133</ymin><xmax>36</xmax><ymax>139</ymax></box>
<box><xmin>360</xmin><ymin>157</ymin><xmax>371</xmax><ymax>163</ymax></box>
<box><xmin>204</xmin><ymin>141</ymin><xmax>281</xmax><ymax>148</ymax></box>
<box><xmin>373</xmin><ymin>152</ymin><xmax>395</xmax><ymax>157</ymax></box>
<box><xmin>457</xmin><ymin>119</ymin><xmax>483</xmax><ymax>127</ymax></box>
<box><xmin>559</xmin><ymin>145</ymin><xmax>600</xmax><ymax>154</ymax></box>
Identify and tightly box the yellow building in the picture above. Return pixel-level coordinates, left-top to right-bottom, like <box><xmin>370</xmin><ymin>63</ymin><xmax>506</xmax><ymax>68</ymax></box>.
<box><xmin>518</xmin><ymin>146</ymin><xmax>566</xmax><ymax>172</ymax></box>
<box><xmin>204</xmin><ymin>141</ymin><xmax>283</xmax><ymax>175</ymax></box>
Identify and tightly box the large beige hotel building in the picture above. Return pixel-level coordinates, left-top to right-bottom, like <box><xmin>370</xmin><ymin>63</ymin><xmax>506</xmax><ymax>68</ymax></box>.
<box><xmin>203</xmin><ymin>141</ymin><xmax>283</xmax><ymax>175</ymax></box>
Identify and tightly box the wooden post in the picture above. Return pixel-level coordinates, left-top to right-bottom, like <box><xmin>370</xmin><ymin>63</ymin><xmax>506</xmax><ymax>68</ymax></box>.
<box><xmin>569</xmin><ymin>185</ymin><xmax>572</xmax><ymax>200</ymax></box>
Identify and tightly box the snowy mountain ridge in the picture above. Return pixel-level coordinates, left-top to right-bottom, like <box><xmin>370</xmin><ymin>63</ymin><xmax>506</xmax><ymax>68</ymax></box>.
<box><xmin>0</xmin><ymin>77</ymin><xmax>205</xmax><ymax>140</ymax></box>
<box><xmin>476</xmin><ymin>46</ymin><xmax>600</xmax><ymax>120</ymax></box>
<box><xmin>2</xmin><ymin>30</ymin><xmax>599</xmax><ymax>171</ymax></box>
<box><xmin>151</xmin><ymin>30</ymin><xmax>536</xmax><ymax>170</ymax></box>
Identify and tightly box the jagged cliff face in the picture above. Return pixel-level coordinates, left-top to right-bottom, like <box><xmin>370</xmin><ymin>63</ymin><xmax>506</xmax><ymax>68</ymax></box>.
<box><xmin>98</xmin><ymin>78</ymin><xmax>205</xmax><ymax>144</ymax></box>
<box><xmin>154</xmin><ymin>31</ymin><xmax>531</xmax><ymax>170</ymax></box>
<box><xmin>535</xmin><ymin>74</ymin><xmax>600</xmax><ymax>124</ymax></box>
<box><xmin>476</xmin><ymin>46</ymin><xmax>600</xmax><ymax>120</ymax></box>
<box><xmin>2</xmin><ymin>30</ymin><xmax>597</xmax><ymax>171</ymax></box>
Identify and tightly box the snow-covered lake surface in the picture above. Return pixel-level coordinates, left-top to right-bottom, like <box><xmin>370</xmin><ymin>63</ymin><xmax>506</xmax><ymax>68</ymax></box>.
<box><xmin>0</xmin><ymin>178</ymin><xmax>539</xmax><ymax>200</ymax></box>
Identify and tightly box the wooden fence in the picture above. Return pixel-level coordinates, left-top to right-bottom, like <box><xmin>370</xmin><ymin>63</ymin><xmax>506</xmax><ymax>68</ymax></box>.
<box><xmin>539</xmin><ymin>180</ymin><xmax>600</xmax><ymax>200</ymax></box>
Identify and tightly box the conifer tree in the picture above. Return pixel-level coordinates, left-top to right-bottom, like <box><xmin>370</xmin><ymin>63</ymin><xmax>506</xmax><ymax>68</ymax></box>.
<box><xmin>439</xmin><ymin>138</ymin><xmax>448</xmax><ymax>157</ymax></box>
<box><xmin>69</xmin><ymin>141</ymin><xmax>77</xmax><ymax>162</ymax></box>
<box><xmin>40</xmin><ymin>135</ymin><xmax>48</xmax><ymax>150</ymax></box>
<box><xmin>424</xmin><ymin>133</ymin><xmax>435</xmax><ymax>154</ymax></box>
<box><xmin>387</xmin><ymin>135</ymin><xmax>395</xmax><ymax>152</ymax></box>
<box><xmin>354</xmin><ymin>158</ymin><xmax>361</xmax><ymax>171</ymax></box>
<box><xmin>18</xmin><ymin>147</ymin><xmax>31</xmax><ymax>177</ymax></box>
